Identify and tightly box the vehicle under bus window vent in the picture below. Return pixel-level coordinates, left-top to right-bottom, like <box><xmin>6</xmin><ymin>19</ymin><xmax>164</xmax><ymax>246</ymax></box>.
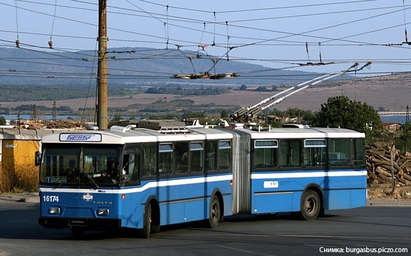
<box><xmin>250</xmin><ymin>125</ymin><xmax>270</xmax><ymax>132</ymax></box>
<box><xmin>159</xmin><ymin>127</ymin><xmax>190</xmax><ymax>134</ymax></box>
<box><xmin>110</xmin><ymin>125</ymin><xmax>136</xmax><ymax>133</ymax></box>
<box><xmin>282</xmin><ymin>124</ymin><xmax>310</xmax><ymax>128</ymax></box>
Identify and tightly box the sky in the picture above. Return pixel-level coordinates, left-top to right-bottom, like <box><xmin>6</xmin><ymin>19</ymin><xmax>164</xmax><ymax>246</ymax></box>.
<box><xmin>2</xmin><ymin>0</ymin><xmax>411</xmax><ymax>76</ymax></box>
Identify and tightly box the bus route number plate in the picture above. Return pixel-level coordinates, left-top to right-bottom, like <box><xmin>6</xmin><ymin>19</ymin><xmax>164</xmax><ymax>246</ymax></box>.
<box><xmin>264</xmin><ymin>181</ymin><xmax>279</xmax><ymax>188</ymax></box>
<box><xmin>43</xmin><ymin>195</ymin><xmax>59</xmax><ymax>203</ymax></box>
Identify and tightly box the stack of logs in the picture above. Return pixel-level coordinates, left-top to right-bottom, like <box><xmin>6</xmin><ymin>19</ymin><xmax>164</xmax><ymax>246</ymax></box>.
<box><xmin>366</xmin><ymin>145</ymin><xmax>411</xmax><ymax>186</ymax></box>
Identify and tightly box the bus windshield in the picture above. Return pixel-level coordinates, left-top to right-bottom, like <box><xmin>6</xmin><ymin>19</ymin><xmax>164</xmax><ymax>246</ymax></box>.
<box><xmin>40</xmin><ymin>144</ymin><xmax>122</xmax><ymax>187</ymax></box>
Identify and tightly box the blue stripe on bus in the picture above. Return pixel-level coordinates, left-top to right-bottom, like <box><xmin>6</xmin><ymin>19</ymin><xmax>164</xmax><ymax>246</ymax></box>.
<box><xmin>40</xmin><ymin>173</ymin><xmax>233</xmax><ymax>229</ymax></box>
<box><xmin>250</xmin><ymin>169</ymin><xmax>367</xmax><ymax>214</ymax></box>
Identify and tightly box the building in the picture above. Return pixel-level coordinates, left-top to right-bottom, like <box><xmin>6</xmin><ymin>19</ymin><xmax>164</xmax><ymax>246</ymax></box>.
<box><xmin>381</xmin><ymin>122</ymin><xmax>402</xmax><ymax>133</ymax></box>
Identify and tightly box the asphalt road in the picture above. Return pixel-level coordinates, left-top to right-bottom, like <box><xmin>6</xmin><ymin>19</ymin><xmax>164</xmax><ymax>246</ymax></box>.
<box><xmin>0</xmin><ymin>201</ymin><xmax>410</xmax><ymax>256</ymax></box>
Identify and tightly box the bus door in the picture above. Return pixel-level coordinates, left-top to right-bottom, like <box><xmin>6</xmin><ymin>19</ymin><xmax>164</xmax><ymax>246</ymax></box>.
<box><xmin>231</xmin><ymin>131</ymin><xmax>251</xmax><ymax>214</ymax></box>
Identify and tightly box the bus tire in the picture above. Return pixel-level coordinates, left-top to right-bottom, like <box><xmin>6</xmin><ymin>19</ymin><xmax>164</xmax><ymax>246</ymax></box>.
<box><xmin>300</xmin><ymin>190</ymin><xmax>321</xmax><ymax>221</ymax></box>
<box><xmin>151</xmin><ymin>201</ymin><xmax>160</xmax><ymax>233</ymax></box>
<box><xmin>142</xmin><ymin>203</ymin><xmax>152</xmax><ymax>239</ymax></box>
<box><xmin>208</xmin><ymin>195</ymin><xmax>222</xmax><ymax>228</ymax></box>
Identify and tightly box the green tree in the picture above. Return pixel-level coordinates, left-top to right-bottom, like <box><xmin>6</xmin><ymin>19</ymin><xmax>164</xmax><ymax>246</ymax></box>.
<box><xmin>112</xmin><ymin>113</ymin><xmax>122</xmax><ymax>122</ymax></box>
<box><xmin>0</xmin><ymin>116</ymin><xmax>5</xmax><ymax>125</ymax></box>
<box><xmin>314</xmin><ymin>96</ymin><xmax>381</xmax><ymax>143</ymax></box>
<box><xmin>220</xmin><ymin>109</ymin><xmax>228</xmax><ymax>118</ymax></box>
<box><xmin>395</xmin><ymin>122</ymin><xmax>411</xmax><ymax>153</ymax></box>
<box><xmin>182</xmin><ymin>112</ymin><xmax>205</xmax><ymax>120</ymax></box>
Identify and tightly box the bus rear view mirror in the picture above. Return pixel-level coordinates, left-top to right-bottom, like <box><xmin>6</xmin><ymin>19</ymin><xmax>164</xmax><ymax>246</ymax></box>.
<box><xmin>35</xmin><ymin>151</ymin><xmax>41</xmax><ymax>166</ymax></box>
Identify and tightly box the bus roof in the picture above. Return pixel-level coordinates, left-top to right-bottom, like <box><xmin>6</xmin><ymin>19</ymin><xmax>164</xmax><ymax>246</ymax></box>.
<box><xmin>239</xmin><ymin>127</ymin><xmax>365</xmax><ymax>139</ymax></box>
<box><xmin>41</xmin><ymin>127</ymin><xmax>233</xmax><ymax>144</ymax></box>
<box><xmin>41</xmin><ymin>126</ymin><xmax>364</xmax><ymax>144</ymax></box>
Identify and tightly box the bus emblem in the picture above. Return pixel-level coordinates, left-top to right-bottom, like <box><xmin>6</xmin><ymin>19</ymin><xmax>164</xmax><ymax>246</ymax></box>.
<box><xmin>82</xmin><ymin>193</ymin><xmax>93</xmax><ymax>201</ymax></box>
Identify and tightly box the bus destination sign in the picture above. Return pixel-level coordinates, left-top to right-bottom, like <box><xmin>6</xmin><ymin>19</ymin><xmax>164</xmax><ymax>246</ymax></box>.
<box><xmin>59</xmin><ymin>133</ymin><xmax>102</xmax><ymax>142</ymax></box>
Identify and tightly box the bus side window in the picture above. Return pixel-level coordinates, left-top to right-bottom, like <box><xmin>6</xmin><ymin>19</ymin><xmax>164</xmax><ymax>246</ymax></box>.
<box><xmin>303</xmin><ymin>139</ymin><xmax>327</xmax><ymax>168</ymax></box>
<box><xmin>122</xmin><ymin>152</ymin><xmax>140</xmax><ymax>185</ymax></box>
<box><xmin>218</xmin><ymin>140</ymin><xmax>231</xmax><ymax>172</ymax></box>
<box><xmin>190</xmin><ymin>142</ymin><xmax>204</xmax><ymax>175</ymax></box>
<box><xmin>353</xmin><ymin>138</ymin><xmax>365</xmax><ymax>168</ymax></box>
<box><xmin>253</xmin><ymin>140</ymin><xmax>278</xmax><ymax>170</ymax></box>
<box><xmin>279</xmin><ymin>139</ymin><xmax>302</xmax><ymax>168</ymax></box>
<box><xmin>328</xmin><ymin>139</ymin><xmax>352</xmax><ymax>168</ymax></box>
<box><xmin>140</xmin><ymin>143</ymin><xmax>157</xmax><ymax>179</ymax></box>
<box><xmin>205</xmin><ymin>141</ymin><xmax>218</xmax><ymax>172</ymax></box>
<box><xmin>174</xmin><ymin>141</ymin><xmax>189</xmax><ymax>176</ymax></box>
<box><xmin>159</xmin><ymin>143</ymin><xmax>174</xmax><ymax>177</ymax></box>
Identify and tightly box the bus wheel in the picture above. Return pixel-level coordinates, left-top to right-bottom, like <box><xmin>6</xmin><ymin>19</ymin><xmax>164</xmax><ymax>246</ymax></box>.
<box><xmin>208</xmin><ymin>196</ymin><xmax>221</xmax><ymax>228</ymax></box>
<box><xmin>300</xmin><ymin>190</ymin><xmax>321</xmax><ymax>221</ymax></box>
<box><xmin>151</xmin><ymin>202</ymin><xmax>160</xmax><ymax>233</ymax></box>
<box><xmin>142</xmin><ymin>203</ymin><xmax>152</xmax><ymax>239</ymax></box>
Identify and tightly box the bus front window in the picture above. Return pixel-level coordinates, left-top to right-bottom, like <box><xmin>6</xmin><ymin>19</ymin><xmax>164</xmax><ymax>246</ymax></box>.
<box><xmin>82</xmin><ymin>146</ymin><xmax>120</xmax><ymax>185</ymax></box>
<box><xmin>40</xmin><ymin>146</ymin><xmax>80</xmax><ymax>185</ymax></box>
<box><xmin>40</xmin><ymin>144</ymin><xmax>121</xmax><ymax>187</ymax></box>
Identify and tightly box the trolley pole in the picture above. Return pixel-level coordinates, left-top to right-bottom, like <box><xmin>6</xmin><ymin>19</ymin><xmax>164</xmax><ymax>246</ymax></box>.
<box><xmin>97</xmin><ymin>0</ymin><xmax>108</xmax><ymax>130</ymax></box>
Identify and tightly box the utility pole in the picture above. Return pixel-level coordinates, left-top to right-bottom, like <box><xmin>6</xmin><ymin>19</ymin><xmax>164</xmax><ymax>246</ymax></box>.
<box><xmin>97</xmin><ymin>0</ymin><xmax>108</xmax><ymax>130</ymax></box>
<box><xmin>406</xmin><ymin>105</ymin><xmax>409</xmax><ymax>152</ymax></box>
<box><xmin>52</xmin><ymin>100</ymin><xmax>57</xmax><ymax>121</ymax></box>
<box><xmin>32</xmin><ymin>104</ymin><xmax>38</xmax><ymax>120</ymax></box>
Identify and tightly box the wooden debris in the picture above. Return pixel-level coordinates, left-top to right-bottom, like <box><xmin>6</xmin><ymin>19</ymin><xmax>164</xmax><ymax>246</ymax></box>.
<box><xmin>366</xmin><ymin>144</ymin><xmax>411</xmax><ymax>188</ymax></box>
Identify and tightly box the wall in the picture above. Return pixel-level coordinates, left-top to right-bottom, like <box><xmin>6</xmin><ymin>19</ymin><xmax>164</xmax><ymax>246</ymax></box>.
<box><xmin>0</xmin><ymin>139</ymin><xmax>15</xmax><ymax>192</ymax></box>
<box><xmin>0</xmin><ymin>139</ymin><xmax>2</xmax><ymax>191</ymax></box>
<box><xmin>0</xmin><ymin>139</ymin><xmax>40</xmax><ymax>192</ymax></box>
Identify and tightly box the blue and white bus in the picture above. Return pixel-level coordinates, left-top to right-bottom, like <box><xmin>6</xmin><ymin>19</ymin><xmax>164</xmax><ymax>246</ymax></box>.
<box><xmin>38</xmin><ymin>125</ymin><xmax>366</xmax><ymax>237</ymax></box>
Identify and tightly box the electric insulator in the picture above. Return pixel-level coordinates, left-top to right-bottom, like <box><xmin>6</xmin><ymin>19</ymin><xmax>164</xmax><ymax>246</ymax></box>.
<box><xmin>15</xmin><ymin>40</ymin><xmax>20</xmax><ymax>48</ymax></box>
<box><xmin>48</xmin><ymin>40</ymin><xmax>53</xmax><ymax>49</ymax></box>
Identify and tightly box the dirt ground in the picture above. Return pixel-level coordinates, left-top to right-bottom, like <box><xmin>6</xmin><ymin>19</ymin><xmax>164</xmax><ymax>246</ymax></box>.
<box><xmin>368</xmin><ymin>184</ymin><xmax>411</xmax><ymax>200</ymax></box>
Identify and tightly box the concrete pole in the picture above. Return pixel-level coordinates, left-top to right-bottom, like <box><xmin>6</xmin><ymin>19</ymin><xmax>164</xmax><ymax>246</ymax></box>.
<box><xmin>97</xmin><ymin>0</ymin><xmax>108</xmax><ymax>130</ymax></box>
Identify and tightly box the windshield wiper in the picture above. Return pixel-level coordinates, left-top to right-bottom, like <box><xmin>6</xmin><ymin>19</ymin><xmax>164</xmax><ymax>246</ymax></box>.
<box><xmin>80</xmin><ymin>173</ymin><xmax>100</xmax><ymax>189</ymax></box>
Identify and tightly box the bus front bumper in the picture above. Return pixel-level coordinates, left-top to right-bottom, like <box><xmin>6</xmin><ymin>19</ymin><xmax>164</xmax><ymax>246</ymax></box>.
<box><xmin>39</xmin><ymin>217</ymin><xmax>121</xmax><ymax>229</ymax></box>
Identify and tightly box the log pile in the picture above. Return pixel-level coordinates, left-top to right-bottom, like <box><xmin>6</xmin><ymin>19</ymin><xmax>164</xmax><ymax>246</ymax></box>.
<box><xmin>367</xmin><ymin>145</ymin><xmax>411</xmax><ymax>186</ymax></box>
<box><xmin>14</xmin><ymin>120</ymin><xmax>85</xmax><ymax>129</ymax></box>
<box><xmin>44</xmin><ymin>120</ymin><xmax>84</xmax><ymax>129</ymax></box>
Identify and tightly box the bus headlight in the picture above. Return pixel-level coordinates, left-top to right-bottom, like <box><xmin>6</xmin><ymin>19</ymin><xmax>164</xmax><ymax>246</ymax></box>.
<box><xmin>96</xmin><ymin>208</ymin><xmax>110</xmax><ymax>216</ymax></box>
<box><xmin>48</xmin><ymin>207</ymin><xmax>61</xmax><ymax>215</ymax></box>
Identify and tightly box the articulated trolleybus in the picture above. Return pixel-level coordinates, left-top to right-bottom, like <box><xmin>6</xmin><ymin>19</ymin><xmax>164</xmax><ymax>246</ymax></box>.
<box><xmin>38</xmin><ymin>124</ymin><xmax>366</xmax><ymax>237</ymax></box>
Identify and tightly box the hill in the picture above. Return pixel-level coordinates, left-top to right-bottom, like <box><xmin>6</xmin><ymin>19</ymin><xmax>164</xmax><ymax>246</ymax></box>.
<box><xmin>0</xmin><ymin>46</ymin><xmax>317</xmax><ymax>89</ymax></box>
<box><xmin>0</xmin><ymin>72</ymin><xmax>408</xmax><ymax>118</ymax></box>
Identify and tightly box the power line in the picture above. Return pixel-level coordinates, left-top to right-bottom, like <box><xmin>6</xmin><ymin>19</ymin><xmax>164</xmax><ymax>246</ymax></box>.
<box><xmin>0</xmin><ymin>38</ymin><xmax>96</xmax><ymax>58</ymax></box>
<box><xmin>16</xmin><ymin>0</ymin><xmax>409</xmax><ymax>25</ymax></box>
<box><xmin>135</xmin><ymin>0</ymin><xmax>377</xmax><ymax>14</ymax></box>
<box><xmin>0</xmin><ymin>53</ymin><xmax>176</xmax><ymax>75</ymax></box>
<box><xmin>232</xmin><ymin>6</ymin><xmax>411</xmax><ymax>50</ymax></box>
<box><xmin>221</xmin><ymin>5</ymin><xmax>411</xmax><ymax>23</ymax></box>
<box><xmin>0</xmin><ymin>1</ymin><xmax>208</xmax><ymax>47</ymax></box>
<box><xmin>2</xmin><ymin>28</ymin><xmax>410</xmax><ymax>48</ymax></box>
<box><xmin>6</xmin><ymin>0</ymin><xmax>411</xmax><ymax>51</ymax></box>
<box><xmin>2</xmin><ymin>0</ymin><xmax>411</xmax><ymax>81</ymax></box>
<box><xmin>0</xmin><ymin>29</ymin><xmax>203</xmax><ymax>47</ymax></box>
